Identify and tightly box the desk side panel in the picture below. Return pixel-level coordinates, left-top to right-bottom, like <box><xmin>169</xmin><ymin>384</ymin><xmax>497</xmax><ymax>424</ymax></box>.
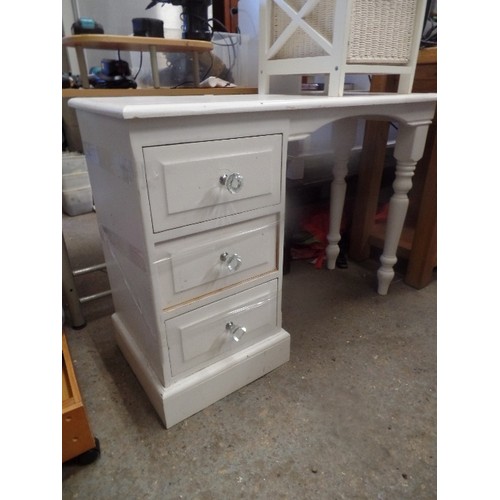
<box><xmin>74</xmin><ymin>109</ymin><xmax>169</xmax><ymax>386</ymax></box>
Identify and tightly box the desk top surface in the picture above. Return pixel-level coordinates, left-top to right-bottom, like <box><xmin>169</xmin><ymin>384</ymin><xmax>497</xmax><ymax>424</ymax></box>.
<box><xmin>69</xmin><ymin>93</ymin><xmax>437</xmax><ymax>120</ymax></box>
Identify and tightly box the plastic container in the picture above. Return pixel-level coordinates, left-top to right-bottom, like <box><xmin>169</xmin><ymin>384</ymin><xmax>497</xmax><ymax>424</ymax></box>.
<box><xmin>62</xmin><ymin>186</ymin><xmax>93</xmax><ymax>216</ymax></box>
<box><xmin>62</xmin><ymin>171</ymin><xmax>90</xmax><ymax>191</ymax></box>
<box><xmin>62</xmin><ymin>153</ymin><xmax>93</xmax><ymax>215</ymax></box>
<box><xmin>62</xmin><ymin>153</ymin><xmax>88</xmax><ymax>175</ymax></box>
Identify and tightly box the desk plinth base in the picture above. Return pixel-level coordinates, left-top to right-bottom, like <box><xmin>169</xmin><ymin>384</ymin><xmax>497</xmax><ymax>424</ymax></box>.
<box><xmin>112</xmin><ymin>314</ymin><xmax>290</xmax><ymax>429</ymax></box>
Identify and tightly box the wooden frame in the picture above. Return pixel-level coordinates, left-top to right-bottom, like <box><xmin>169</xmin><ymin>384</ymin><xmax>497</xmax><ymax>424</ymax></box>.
<box><xmin>62</xmin><ymin>331</ymin><xmax>96</xmax><ymax>463</ymax></box>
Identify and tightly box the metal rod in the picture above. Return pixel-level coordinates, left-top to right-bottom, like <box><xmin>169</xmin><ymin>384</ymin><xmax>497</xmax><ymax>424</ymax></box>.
<box><xmin>80</xmin><ymin>290</ymin><xmax>112</xmax><ymax>304</ymax></box>
<box><xmin>73</xmin><ymin>262</ymin><xmax>107</xmax><ymax>276</ymax></box>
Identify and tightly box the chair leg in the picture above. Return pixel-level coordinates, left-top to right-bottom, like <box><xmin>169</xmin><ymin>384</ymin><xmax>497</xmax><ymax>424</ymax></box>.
<box><xmin>258</xmin><ymin>72</ymin><xmax>271</xmax><ymax>94</ymax></box>
<box><xmin>398</xmin><ymin>73</ymin><xmax>415</xmax><ymax>93</ymax></box>
<box><xmin>62</xmin><ymin>234</ymin><xmax>86</xmax><ymax>329</ymax></box>
<box><xmin>327</xmin><ymin>69</ymin><xmax>345</xmax><ymax>96</ymax></box>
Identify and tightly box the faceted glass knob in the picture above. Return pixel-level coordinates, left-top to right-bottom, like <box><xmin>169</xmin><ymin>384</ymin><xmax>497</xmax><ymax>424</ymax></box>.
<box><xmin>226</xmin><ymin>322</ymin><xmax>247</xmax><ymax>342</ymax></box>
<box><xmin>220</xmin><ymin>173</ymin><xmax>244</xmax><ymax>194</ymax></box>
<box><xmin>220</xmin><ymin>252</ymin><xmax>242</xmax><ymax>272</ymax></box>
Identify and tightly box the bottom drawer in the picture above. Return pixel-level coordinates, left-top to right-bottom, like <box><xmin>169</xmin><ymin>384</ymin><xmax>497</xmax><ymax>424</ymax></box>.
<box><xmin>165</xmin><ymin>280</ymin><xmax>279</xmax><ymax>377</ymax></box>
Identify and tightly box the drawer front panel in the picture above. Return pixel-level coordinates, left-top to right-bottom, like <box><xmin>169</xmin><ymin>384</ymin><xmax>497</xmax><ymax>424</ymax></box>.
<box><xmin>165</xmin><ymin>280</ymin><xmax>279</xmax><ymax>376</ymax></box>
<box><xmin>155</xmin><ymin>214</ymin><xmax>278</xmax><ymax>309</ymax></box>
<box><xmin>144</xmin><ymin>135</ymin><xmax>283</xmax><ymax>232</ymax></box>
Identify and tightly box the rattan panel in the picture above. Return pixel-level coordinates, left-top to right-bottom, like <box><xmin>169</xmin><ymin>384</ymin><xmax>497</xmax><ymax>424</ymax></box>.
<box><xmin>347</xmin><ymin>0</ymin><xmax>418</xmax><ymax>64</ymax></box>
<box><xmin>271</xmin><ymin>0</ymin><xmax>336</xmax><ymax>59</ymax></box>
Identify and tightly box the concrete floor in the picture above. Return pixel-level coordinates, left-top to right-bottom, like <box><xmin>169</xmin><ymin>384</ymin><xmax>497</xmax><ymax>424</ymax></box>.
<box><xmin>62</xmin><ymin>210</ymin><xmax>436</xmax><ymax>499</ymax></box>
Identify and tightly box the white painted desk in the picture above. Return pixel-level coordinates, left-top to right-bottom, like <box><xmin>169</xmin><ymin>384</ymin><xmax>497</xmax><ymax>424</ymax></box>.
<box><xmin>70</xmin><ymin>93</ymin><xmax>436</xmax><ymax>427</ymax></box>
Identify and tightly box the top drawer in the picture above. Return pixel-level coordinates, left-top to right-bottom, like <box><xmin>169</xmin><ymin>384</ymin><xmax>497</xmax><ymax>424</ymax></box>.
<box><xmin>143</xmin><ymin>135</ymin><xmax>283</xmax><ymax>232</ymax></box>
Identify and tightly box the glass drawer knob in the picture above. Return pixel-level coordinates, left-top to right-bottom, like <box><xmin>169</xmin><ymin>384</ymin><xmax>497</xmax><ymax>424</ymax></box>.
<box><xmin>220</xmin><ymin>252</ymin><xmax>242</xmax><ymax>272</ymax></box>
<box><xmin>226</xmin><ymin>322</ymin><xmax>246</xmax><ymax>342</ymax></box>
<box><xmin>220</xmin><ymin>173</ymin><xmax>244</xmax><ymax>194</ymax></box>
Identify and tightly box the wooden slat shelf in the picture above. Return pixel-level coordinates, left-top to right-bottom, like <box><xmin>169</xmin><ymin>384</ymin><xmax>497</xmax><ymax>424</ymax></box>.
<box><xmin>62</xmin><ymin>34</ymin><xmax>213</xmax><ymax>53</ymax></box>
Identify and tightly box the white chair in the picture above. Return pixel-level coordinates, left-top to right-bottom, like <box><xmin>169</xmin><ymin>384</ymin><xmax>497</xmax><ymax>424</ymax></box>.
<box><xmin>258</xmin><ymin>0</ymin><xmax>428</xmax><ymax>96</ymax></box>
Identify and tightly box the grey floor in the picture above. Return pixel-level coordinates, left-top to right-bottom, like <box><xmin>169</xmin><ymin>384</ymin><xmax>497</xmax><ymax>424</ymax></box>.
<box><xmin>62</xmin><ymin>210</ymin><xmax>437</xmax><ymax>500</ymax></box>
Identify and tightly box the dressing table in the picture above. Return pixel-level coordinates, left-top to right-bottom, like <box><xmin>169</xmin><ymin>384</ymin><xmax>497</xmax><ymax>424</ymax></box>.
<box><xmin>70</xmin><ymin>92</ymin><xmax>436</xmax><ymax>427</ymax></box>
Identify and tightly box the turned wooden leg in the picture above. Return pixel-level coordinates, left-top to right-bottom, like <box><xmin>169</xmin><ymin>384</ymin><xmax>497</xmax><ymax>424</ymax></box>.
<box><xmin>377</xmin><ymin>123</ymin><xmax>430</xmax><ymax>295</ymax></box>
<box><xmin>327</xmin><ymin>119</ymin><xmax>358</xmax><ymax>269</ymax></box>
<box><xmin>349</xmin><ymin>75</ymin><xmax>399</xmax><ymax>262</ymax></box>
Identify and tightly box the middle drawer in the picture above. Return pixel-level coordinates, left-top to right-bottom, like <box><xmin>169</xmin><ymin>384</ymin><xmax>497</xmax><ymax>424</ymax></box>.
<box><xmin>154</xmin><ymin>214</ymin><xmax>279</xmax><ymax>310</ymax></box>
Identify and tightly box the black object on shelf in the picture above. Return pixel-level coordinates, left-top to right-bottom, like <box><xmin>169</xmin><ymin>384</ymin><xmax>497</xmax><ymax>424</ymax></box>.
<box><xmin>132</xmin><ymin>18</ymin><xmax>164</xmax><ymax>37</ymax></box>
<box><xmin>89</xmin><ymin>59</ymin><xmax>137</xmax><ymax>89</ymax></box>
<box><xmin>72</xmin><ymin>17</ymin><xmax>104</xmax><ymax>35</ymax></box>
